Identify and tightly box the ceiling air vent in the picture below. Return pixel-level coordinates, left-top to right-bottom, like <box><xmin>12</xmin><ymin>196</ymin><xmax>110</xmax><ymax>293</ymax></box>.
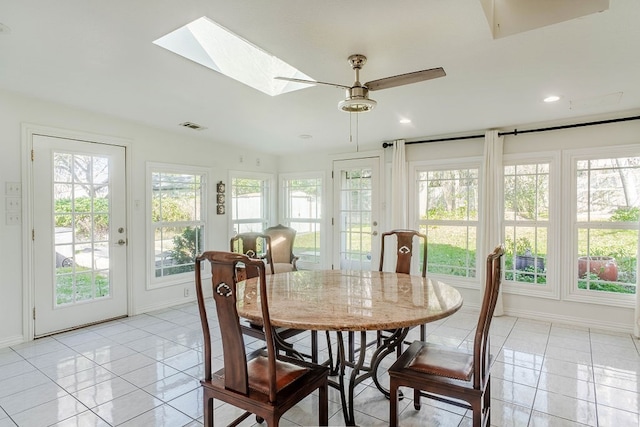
<box><xmin>179</xmin><ymin>121</ymin><xmax>207</xmax><ymax>131</ymax></box>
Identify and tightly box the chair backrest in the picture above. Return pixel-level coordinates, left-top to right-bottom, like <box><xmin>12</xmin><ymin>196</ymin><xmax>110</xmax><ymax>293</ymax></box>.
<box><xmin>264</xmin><ymin>224</ymin><xmax>297</xmax><ymax>265</ymax></box>
<box><xmin>379</xmin><ymin>229</ymin><xmax>427</xmax><ymax>277</ymax></box>
<box><xmin>473</xmin><ymin>244</ymin><xmax>505</xmax><ymax>389</ymax></box>
<box><xmin>230</xmin><ymin>232</ymin><xmax>274</xmax><ymax>274</ymax></box>
<box><xmin>195</xmin><ymin>251</ymin><xmax>278</xmax><ymax>400</ymax></box>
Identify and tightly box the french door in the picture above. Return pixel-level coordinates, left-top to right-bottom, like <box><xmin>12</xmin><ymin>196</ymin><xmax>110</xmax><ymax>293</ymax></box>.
<box><xmin>32</xmin><ymin>135</ymin><xmax>128</xmax><ymax>336</ymax></box>
<box><xmin>332</xmin><ymin>157</ymin><xmax>381</xmax><ymax>270</ymax></box>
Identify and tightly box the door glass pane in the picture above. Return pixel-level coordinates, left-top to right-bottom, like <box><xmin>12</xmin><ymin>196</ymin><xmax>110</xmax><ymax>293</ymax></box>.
<box><xmin>53</xmin><ymin>152</ymin><xmax>112</xmax><ymax>306</ymax></box>
<box><xmin>339</xmin><ymin>168</ymin><xmax>373</xmax><ymax>270</ymax></box>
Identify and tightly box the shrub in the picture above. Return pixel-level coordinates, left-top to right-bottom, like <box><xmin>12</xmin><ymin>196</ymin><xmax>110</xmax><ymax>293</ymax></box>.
<box><xmin>610</xmin><ymin>206</ymin><xmax>640</xmax><ymax>222</ymax></box>
<box><xmin>168</xmin><ymin>226</ymin><xmax>203</xmax><ymax>274</ymax></box>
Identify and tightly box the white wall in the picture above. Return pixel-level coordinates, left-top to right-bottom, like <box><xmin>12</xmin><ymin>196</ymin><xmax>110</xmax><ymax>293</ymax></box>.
<box><xmin>0</xmin><ymin>89</ymin><xmax>276</xmax><ymax>347</ymax></box>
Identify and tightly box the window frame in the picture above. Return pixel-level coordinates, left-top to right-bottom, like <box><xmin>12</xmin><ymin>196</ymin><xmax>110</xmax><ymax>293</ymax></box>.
<box><xmin>409</xmin><ymin>157</ymin><xmax>482</xmax><ymax>289</ymax></box>
<box><xmin>146</xmin><ymin>162</ymin><xmax>209</xmax><ymax>289</ymax></box>
<box><xmin>279</xmin><ymin>171</ymin><xmax>326</xmax><ymax>270</ymax></box>
<box><xmin>229</xmin><ymin>171</ymin><xmax>276</xmax><ymax>236</ymax></box>
<box><xmin>563</xmin><ymin>145</ymin><xmax>640</xmax><ymax>308</ymax></box>
<box><xmin>502</xmin><ymin>152</ymin><xmax>560</xmax><ymax>299</ymax></box>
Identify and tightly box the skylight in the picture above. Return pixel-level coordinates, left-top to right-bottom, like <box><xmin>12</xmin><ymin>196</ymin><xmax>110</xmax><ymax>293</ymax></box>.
<box><xmin>153</xmin><ymin>16</ymin><xmax>315</xmax><ymax>96</ymax></box>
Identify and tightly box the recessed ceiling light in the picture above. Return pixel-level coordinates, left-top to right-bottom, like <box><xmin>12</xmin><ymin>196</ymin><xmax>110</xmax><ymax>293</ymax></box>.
<box><xmin>399</xmin><ymin>118</ymin><xmax>412</xmax><ymax>124</ymax></box>
<box><xmin>153</xmin><ymin>17</ymin><xmax>314</xmax><ymax>96</ymax></box>
<box><xmin>543</xmin><ymin>95</ymin><xmax>561</xmax><ymax>103</ymax></box>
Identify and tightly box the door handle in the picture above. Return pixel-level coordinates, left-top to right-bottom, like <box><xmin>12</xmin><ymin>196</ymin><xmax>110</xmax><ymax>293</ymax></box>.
<box><xmin>372</xmin><ymin>231</ymin><xmax>378</xmax><ymax>236</ymax></box>
<box><xmin>117</xmin><ymin>239</ymin><xmax>127</xmax><ymax>246</ymax></box>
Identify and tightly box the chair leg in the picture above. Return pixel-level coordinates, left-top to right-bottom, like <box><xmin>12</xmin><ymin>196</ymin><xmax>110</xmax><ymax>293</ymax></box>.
<box><xmin>413</xmin><ymin>389</ymin><xmax>421</xmax><ymax>410</ymax></box>
<box><xmin>472</xmin><ymin>399</ymin><xmax>482</xmax><ymax>427</ymax></box>
<box><xmin>265</xmin><ymin>414</ymin><xmax>278</xmax><ymax>427</ymax></box>
<box><xmin>389</xmin><ymin>381</ymin><xmax>399</xmax><ymax>427</ymax></box>
<box><xmin>485</xmin><ymin>376</ymin><xmax>491</xmax><ymax>427</ymax></box>
<box><xmin>203</xmin><ymin>393</ymin><xmax>213</xmax><ymax>427</ymax></box>
<box><xmin>420</xmin><ymin>324</ymin><xmax>426</xmax><ymax>341</ymax></box>
<box><xmin>319</xmin><ymin>382</ymin><xmax>328</xmax><ymax>426</ymax></box>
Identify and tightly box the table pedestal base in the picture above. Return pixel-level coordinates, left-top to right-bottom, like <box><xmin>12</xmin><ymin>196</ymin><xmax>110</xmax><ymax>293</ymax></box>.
<box><xmin>331</xmin><ymin>328</ymin><xmax>409</xmax><ymax>426</ymax></box>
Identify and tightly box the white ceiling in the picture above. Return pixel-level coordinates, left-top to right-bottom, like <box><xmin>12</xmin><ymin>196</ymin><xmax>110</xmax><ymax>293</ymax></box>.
<box><xmin>1</xmin><ymin>0</ymin><xmax>639</xmax><ymax>155</ymax></box>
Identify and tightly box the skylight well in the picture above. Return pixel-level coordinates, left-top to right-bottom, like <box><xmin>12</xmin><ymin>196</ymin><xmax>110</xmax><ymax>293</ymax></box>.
<box><xmin>153</xmin><ymin>16</ymin><xmax>315</xmax><ymax>96</ymax></box>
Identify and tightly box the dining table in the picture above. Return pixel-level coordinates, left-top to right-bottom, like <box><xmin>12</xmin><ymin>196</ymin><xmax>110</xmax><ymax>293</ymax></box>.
<box><xmin>237</xmin><ymin>269</ymin><xmax>463</xmax><ymax>426</ymax></box>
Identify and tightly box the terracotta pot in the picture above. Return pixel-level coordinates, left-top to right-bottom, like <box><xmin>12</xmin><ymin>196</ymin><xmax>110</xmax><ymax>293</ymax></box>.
<box><xmin>578</xmin><ymin>256</ymin><xmax>618</xmax><ymax>281</ymax></box>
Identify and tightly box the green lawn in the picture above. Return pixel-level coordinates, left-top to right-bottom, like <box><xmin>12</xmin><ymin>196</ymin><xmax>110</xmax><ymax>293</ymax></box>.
<box><xmin>293</xmin><ymin>226</ymin><xmax>637</xmax><ymax>294</ymax></box>
<box><xmin>56</xmin><ymin>267</ymin><xmax>110</xmax><ymax>305</ymax></box>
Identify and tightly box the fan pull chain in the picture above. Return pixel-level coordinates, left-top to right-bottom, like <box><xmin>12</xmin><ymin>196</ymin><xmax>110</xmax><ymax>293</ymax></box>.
<box><xmin>348</xmin><ymin>112</ymin><xmax>360</xmax><ymax>152</ymax></box>
<box><xmin>356</xmin><ymin>112</ymin><xmax>359</xmax><ymax>152</ymax></box>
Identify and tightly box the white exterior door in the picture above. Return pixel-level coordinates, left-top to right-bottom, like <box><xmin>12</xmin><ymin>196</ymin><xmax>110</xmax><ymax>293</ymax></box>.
<box><xmin>33</xmin><ymin>135</ymin><xmax>128</xmax><ymax>336</ymax></box>
<box><xmin>332</xmin><ymin>157</ymin><xmax>381</xmax><ymax>270</ymax></box>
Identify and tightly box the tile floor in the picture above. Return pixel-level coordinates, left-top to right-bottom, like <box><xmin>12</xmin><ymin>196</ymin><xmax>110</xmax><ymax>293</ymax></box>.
<box><xmin>0</xmin><ymin>302</ymin><xmax>639</xmax><ymax>426</ymax></box>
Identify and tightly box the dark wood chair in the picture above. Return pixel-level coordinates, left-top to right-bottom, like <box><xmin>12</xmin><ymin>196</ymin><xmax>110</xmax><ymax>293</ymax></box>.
<box><xmin>379</xmin><ymin>229</ymin><xmax>428</xmax><ymax>342</ymax></box>
<box><xmin>230</xmin><ymin>232</ymin><xmax>275</xmax><ymax>275</ymax></box>
<box><xmin>264</xmin><ymin>224</ymin><xmax>299</xmax><ymax>273</ymax></box>
<box><xmin>195</xmin><ymin>251</ymin><xmax>329</xmax><ymax>427</ymax></box>
<box><xmin>388</xmin><ymin>245</ymin><xmax>505</xmax><ymax>427</ymax></box>
<box><xmin>345</xmin><ymin>229</ymin><xmax>428</xmax><ymax>362</ymax></box>
<box><xmin>230</xmin><ymin>233</ymin><xmax>322</xmax><ymax>364</ymax></box>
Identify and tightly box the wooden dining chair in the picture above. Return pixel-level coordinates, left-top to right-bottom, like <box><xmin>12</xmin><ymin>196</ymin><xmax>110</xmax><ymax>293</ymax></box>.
<box><xmin>230</xmin><ymin>232</ymin><xmax>275</xmax><ymax>275</ymax></box>
<box><xmin>378</xmin><ymin>229</ymin><xmax>428</xmax><ymax>351</ymax></box>
<box><xmin>230</xmin><ymin>233</ymin><xmax>319</xmax><ymax>363</ymax></box>
<box><xmin>388</xmin><ymin>245</ymin><xmax>505</xmax><ymax>427</ymax></box>
<box><xmin>195</xmin><ymin>251</ymin><xmax>329</xmax><ymax>427</ymax></box>
<box><xmin>264</xmin><ymin>224</ymin><xmax>299</xmax><ymax>273</ymax></box>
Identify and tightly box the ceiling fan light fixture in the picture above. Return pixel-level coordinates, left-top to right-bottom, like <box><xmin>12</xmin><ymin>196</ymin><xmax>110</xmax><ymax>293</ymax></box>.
<box><xmin>339</xmin><ymin>86</ymin><xmax>376</xmax><ymax>112</ymax></box>
<box><xmin>339</xmin><ymin>97</ymin><xmax>377</xmax><ymax>112</ymax></box>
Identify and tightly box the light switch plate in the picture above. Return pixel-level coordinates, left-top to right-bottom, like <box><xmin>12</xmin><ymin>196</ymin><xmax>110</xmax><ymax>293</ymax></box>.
<box><xmin>5</xmin><ymin>182</ymin><xmax>21</xmax><ymax>196</ymax></box>
<box><xmin>6</xmin><ymin>197</ymin><xmax>21</xmax><ymax>211</ymax></box>
<box><xmin>6</xmin><ymin>213</ymin><xmax>21</xmax><ymax>225</ymax></box>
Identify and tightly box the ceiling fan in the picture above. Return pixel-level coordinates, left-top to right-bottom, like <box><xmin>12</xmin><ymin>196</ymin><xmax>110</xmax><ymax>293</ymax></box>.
<box><xmin>275</xmin><ymin>54</ymin><xmax>446</xmax><ymax>113</ymax></box>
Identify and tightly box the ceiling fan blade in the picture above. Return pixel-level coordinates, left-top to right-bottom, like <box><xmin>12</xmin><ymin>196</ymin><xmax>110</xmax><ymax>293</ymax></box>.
<box><xmin>274</xmin><ymin>76</ymin><xmax>350</xmax><ymax>90</ymax></box>
<box><xmin>365</xmin><ymin>67</ymin><xmax>446</xmax><ymax>91</ymax></box>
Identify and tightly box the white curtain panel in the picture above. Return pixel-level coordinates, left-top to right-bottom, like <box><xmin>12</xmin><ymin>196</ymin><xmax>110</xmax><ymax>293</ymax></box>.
<box><xmin>635</xmin><ymin>218</ymin><xmax>640</xmax><ymax>337</ymax></box>
<box><xmin>482</xmin><ymin>130</ymin><xmax>504</xmax><ymax>316</ymax></box>
<box><xmin>391</xmin><ymin>139</ymin><xmax>407</xmax><ymax>229</ymax></box>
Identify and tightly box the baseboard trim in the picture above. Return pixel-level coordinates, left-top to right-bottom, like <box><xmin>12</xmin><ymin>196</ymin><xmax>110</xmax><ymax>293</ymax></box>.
<box><xmin>133</xmin><ymin>296</ymin><xmax>198</xmax><ymax>316</ymax></box>
<box><xmin>0</xmin><ymin>335</ymin><xmax>25</xmax><ymax>349</ymax></box>
<box><xmin>457</xmin><ymin>304</ymin><xmax>633</xmax><ymax>334</ymax></box>
<box><xmin>502</xmin><ymin>307</ymin><xmax>634</xmax><ymax>334</ymax></box>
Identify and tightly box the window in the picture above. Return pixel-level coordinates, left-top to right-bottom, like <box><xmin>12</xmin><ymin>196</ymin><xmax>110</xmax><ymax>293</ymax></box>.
<box><xmin>148</xmin><ymin>164</ymin><xmax>207</xmax><ymax>287</ymax></box>
<box><xmin>414</xmin><ymin>163</ymin><xmax>479</xmax><ymax>279</ymax></box>
<box><xmin>572</xmin><ymin>154</ymin><xmax>639</xmax><ymax>299</ymax></box>
<box><xmin>231</xmin><ymin>173</ymin><xmax>274</xmax><ymax>234</ymax></box>
<box><xmin>503</xmin><ymin>162</ymin><xmax>550</xmax><ymax>287</ymax></box>
<box><xmin>281</xmin><ymin>173</ymin><xmax>323</xmax><ymax>267</ymax></box>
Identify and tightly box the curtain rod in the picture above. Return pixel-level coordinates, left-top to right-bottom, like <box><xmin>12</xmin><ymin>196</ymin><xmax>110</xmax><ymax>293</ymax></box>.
<box><xmin>381</xmin><ymin>115</ymin><xmax>640</xmax><ymax>148</ymax></box>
